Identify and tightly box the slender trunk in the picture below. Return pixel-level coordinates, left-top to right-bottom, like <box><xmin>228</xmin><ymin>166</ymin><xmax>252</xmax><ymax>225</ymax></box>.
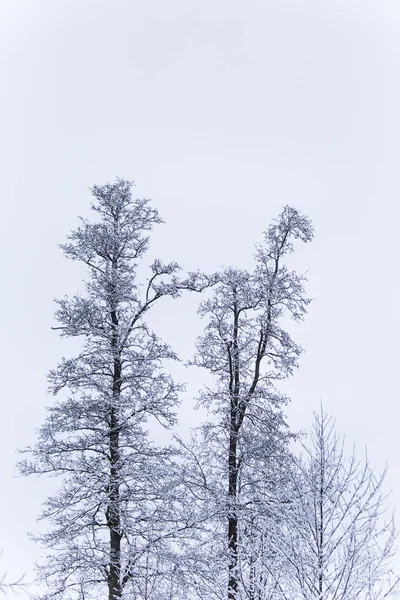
<box><xmin>108</xmin><ymin>306</ymin><xmax>122</xmax><ymax>600</ymax></box>
<box><xmin>108</xmin><ymin>405</ymin><xmax>122</xmax><ymax>600</ymax></box>
<box><xmin>228</xmin><ymin>299</ymin><xmax>240</xmax><ymax>600</ymax></box>
<box><xmin>318</xmin><ymin>493</ymin><xmax>323</xmax><ymax>600</ymax></box>
<box><xmin>228</xmin><ymin>425</ymin><xmax>238</xmax><ymax>600</ymax></box>
<box><xmin>249</xmin><ymin>538</ymin><xmax>256</xmax><ymax>600</ymax></box>
<box><xmin>318</xmin><ymin>448</ymin><xmax>324</xmax><ymax>600</ymax></box>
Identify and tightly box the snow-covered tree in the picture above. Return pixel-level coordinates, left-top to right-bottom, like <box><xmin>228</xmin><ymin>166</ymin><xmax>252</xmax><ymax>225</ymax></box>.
<box><xmin>0</xmin><ymin>551</ymin><xmax>26</xmax><ymax>596</ymax></box>
<box><xmin>180</xmin><ymin>206</ymin><xmax>314</xmax><ymax>600</ymax></box>
<box><xmin>19</xmin><ymin>179</ymin><xmax>210</xmax><ymax>600</ymax></box>
<box><xmin>0</xmin><ymin>574</ymin><xmax>25</xmax><ymax>596</ymax></box>
<box><xmin>279</xmin><ymin>408</ymin><xmax>399</xmax><ymax>600</ymax></box>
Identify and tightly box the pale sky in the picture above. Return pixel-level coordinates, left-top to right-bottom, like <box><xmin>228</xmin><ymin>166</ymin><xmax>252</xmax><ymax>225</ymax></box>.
<box><xmin>1</xmin><ymin>0</ymin><xmax>400</xmax><ymax>588</ymax></box>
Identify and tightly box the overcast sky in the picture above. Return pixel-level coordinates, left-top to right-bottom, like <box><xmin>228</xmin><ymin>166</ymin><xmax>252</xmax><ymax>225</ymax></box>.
<box><xmin>2</xmin><ymin>0</ymin><xmax>400</xmax><ymax>586</ymax></box>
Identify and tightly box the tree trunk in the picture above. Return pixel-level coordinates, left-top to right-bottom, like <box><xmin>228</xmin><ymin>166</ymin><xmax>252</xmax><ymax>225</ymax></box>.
<box><xmin>228</xmin><ymin>425</ymin><xmax>238</xmax><ymax>600</ymax></box>
<box><xmin>318</xmin><ymin>445</ymin><xmax>324</xmax><ymax>600</ymax></box>
<box><xmin>228</xmin><ymin>299</ymin><xmax>240</xmax><ymax>600</ymax></box>
<box><xmin>108</xmin><ymin>405</ymin><xmax>122</xmax><ymax>600</ymax></box>
<box><xmin>108</xmin><ymin>307</ymin><xmax>122</xmax><ymax>600</ymax></box>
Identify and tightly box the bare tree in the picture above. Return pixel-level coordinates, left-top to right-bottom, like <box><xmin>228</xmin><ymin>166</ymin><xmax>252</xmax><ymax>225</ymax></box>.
<box><xmin>0</xmin><ymin>551</ymin><xmax>26</xmax><ymax>596</ymax></box>
<box><xmin>19</xmin><ymin>180</ymin><xmax>210</xmax><ymax>600</ymax></box>
<box><xmin>182</xmin><ymin>206</ymin><xmax>313</xmax><ymax>600</ymax></box>
<box><xmin>278</xmin><ymin>408</ymin><xmax>399</xmax><ymax>600</ymax></box>
<box><xmin>0</xmin><ymin>574</ymin><xmax>25</xmax><ymax>596</ymax></box>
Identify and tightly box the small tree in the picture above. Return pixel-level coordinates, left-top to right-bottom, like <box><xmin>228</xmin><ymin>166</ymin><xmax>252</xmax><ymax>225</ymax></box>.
<box><xmin>0</xmin><ymin>574</ymin><xmax>25</xmax><ymax>596</ymax></box>
<box><xmin>19</xmin><ymin>180</ymin><xmax>209</xmax><ymax>600</ymax></box>
<box><xmin>0</xmin><ymin>551</ymin><xmax>26</xmax><ymax>596</ymax></box>
<box><xmin>279</xmin><ymin>408</ymin><xmax>399</xmax><ymax>600</ymax></box>
<box><xmin>182</xmin><ymin>206</ymin><xmax>313</xmax><ymax>600</ymax></box>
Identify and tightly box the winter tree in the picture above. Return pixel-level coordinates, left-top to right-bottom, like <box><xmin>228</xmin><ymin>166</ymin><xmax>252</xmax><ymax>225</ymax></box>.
<box><xmin>0</xmin><ymin>574</ymin><xmax>25</xmax><ymax>596</ymax></box>
<box><xmin>278</xmin><ymin>408</ymin><xmax>399</xmax><ymax>600</ymax></box>
<box><xmin>0</xmin><ymin>552</ymin><xmax>25</xmax><ymax>596</ymax></box>
<box><xmin>180</xmin><ymin>206</ymin><xmax>314</xmax><ymax>600</ymax></box>
<box><xmin>19</xmin><ymin>179</ymin><xmax>210</xmax><ymax>600</ymax></box>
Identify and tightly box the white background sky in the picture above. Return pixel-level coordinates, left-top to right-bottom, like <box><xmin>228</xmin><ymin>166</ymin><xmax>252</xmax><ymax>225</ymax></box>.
<box><xmin>1</xmin><ymin>0</ymin><xmax>400</xmax><ymax>587</ymax></box>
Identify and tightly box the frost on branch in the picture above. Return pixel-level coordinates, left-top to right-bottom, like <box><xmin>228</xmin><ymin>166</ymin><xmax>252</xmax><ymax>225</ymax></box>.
<box><xmin>178</xmin><ymin>206</ymin><xmax>314</xmax><ymax>600</ymax></box>
<box><xmin>18</xmin><ymin>179</ymin><xmax>211</xmax><ymax>600</ymax></box>
<box><xmin>278</xmin><ymin>407</ymin><xmax>400</xmax><ymax>600</ymax></box>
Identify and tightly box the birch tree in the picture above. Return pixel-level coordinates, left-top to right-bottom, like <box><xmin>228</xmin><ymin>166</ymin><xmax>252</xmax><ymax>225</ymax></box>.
<box><xmin>183</xmin><ymin>206</ymin><xmax>314</xmax><ymax>600</ymax></box>
<box><xmin>279</xmin><ymin>408</ymin><xmax>399</xmax><ymax>600</ymax></box>
<box><xmin>19</xmin><ymin>179</ymin><xmax>209</xmax><ymax>600</ymax></box>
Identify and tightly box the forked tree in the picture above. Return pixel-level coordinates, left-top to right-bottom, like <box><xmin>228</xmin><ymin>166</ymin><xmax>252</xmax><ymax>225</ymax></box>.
<box><xmin>184</xmin><ymin>206</ymin><xmax>313</xmax><ymax>600</ymax></box>
<box><xmin>19</xmin><ymin>180</ymin><xmax>209</xmax><ymax>600</ymax></box>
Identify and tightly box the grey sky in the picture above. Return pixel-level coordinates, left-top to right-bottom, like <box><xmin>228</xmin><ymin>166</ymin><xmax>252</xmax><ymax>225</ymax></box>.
<box><xmin>1</xmin><ymin>0</ymin><xmax>400</xmax><ymax>586</ymax></box>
